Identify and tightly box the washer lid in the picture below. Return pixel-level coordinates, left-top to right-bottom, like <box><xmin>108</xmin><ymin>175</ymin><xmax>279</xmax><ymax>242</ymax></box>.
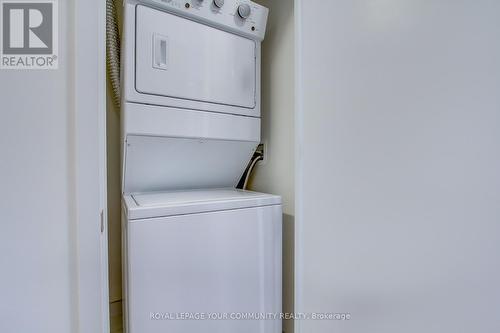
<box><xmin>124</xmin><ymin>188</ymin><xmax>281</xmax><ymax>221</ymax></box>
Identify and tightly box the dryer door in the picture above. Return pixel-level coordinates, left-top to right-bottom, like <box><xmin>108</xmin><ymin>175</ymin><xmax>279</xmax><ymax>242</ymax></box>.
<box><xmin>135</xmin><ymin>5</ymin><xmax>256</xmax><ymax>109</ymax></box>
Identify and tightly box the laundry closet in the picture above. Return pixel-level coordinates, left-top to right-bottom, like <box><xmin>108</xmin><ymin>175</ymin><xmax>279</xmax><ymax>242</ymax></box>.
<box><xmin>106</xmin><ymin>0</ymin><xmax>295</xmax><ymax>332</ymax></box>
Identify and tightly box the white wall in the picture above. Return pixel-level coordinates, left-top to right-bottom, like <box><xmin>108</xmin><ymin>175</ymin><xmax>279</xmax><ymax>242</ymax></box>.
<box><xmin>296</xmin><ymin>1</ymin><xmax>500</xmax><ymax>332</ymax></box>
<box><xmin>0</xmin><ymin>1</ymin><xmax>107</xmax><ymax>332</ymax></box>
<box><xmin>250</xmin><ymin>1</ymin><xmax>295</xmax><ymax>332</ymax></box>
<box><xmin>0</xmin><ymin>1</ymin><xmax>76</xmax><ymax>331</ymax></box>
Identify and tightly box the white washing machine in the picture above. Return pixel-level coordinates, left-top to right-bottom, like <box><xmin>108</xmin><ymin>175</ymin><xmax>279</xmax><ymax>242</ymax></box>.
<box><xmin>120</xmin><ymin>0</ymin><xmax>282</xmax><ymax>332</ymax></box>
<box><xmin>122</xmin><ymin>189</ymin><xmax>282</xmax><ymax>332</ymax></box>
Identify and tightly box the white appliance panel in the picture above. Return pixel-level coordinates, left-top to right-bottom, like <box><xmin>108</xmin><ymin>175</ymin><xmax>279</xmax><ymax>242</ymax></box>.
<box><xmin>138</xmin><ymin>0</ymin><xmax>269</xmax><ymax>41</ymax></box>
<box><xmin>123</xmin><ymin>103</ymin><xmax>261</xmax><ymax>142</ymax></box>
<box><xmin>125</xmin><ymin>204</ymin><xmax>282</xmax><ymax>333</ymax></box>
<box><xmin>135</xmin><ymin>5</ymin><xmax>256</xmax><ymax>109</ymax></box>
<box><xmin>124</xmin><ymin>188</ymin><xmax>282</xmax><ymax>219</ymax></box>
<box><xmin>123</xmin><ymin>135</ymin><xmax>258</xmax><ymax>193</ymax></box>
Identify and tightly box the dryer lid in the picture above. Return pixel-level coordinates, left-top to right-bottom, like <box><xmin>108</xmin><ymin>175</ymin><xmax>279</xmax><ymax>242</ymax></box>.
<box><xmin>124</xmin><ymin>188</ymin><xmax>282</xmax><ymax>220</ymax></box>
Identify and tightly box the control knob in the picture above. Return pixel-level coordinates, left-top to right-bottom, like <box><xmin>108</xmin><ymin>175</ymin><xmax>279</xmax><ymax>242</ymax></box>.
<box><xmin>213</xmin><ymin>0</ymin><xmax>224</xmax><ymax>8</ymax></box>
<box><xmin>237</xmin><ymin>3</ymin><xmax>251</xmax><ymax>19</ymax></box>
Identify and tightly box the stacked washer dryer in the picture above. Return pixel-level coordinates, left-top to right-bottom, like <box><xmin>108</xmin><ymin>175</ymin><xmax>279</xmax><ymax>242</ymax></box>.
<box><xmin>120</xmin><ymin>0</ymin><xmax>282</xmax><ymax>332</ymax></box>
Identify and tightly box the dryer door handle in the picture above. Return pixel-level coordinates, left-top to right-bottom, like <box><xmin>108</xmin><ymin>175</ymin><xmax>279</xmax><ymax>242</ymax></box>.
<box><xmin>153</xmin><ymin>33</ymin><xmax>168</xmax><ymax>70</ymax></box>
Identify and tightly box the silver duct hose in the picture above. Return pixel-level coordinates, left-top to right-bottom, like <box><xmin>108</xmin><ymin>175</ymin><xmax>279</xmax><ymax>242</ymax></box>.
<box><xmin>107</xmin><ymin>0</ymin><xmax>121</xmax><ymax>109</ymax></box>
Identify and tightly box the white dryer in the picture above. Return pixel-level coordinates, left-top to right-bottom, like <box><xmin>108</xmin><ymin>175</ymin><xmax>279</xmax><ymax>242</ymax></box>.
<box><xmin>121</xmin><ymin>0</ymin><xmax>269</xmax><ymax>193</ymax></box>
<box><xmin>120</xmin><ymin>1</ymin><xmax>281</xmax><ymax>332</ymax></box>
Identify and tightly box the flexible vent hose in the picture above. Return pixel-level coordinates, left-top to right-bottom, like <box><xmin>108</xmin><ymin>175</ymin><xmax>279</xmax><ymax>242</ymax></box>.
<box><xmin>106</xmin><ymin>0</ymin><xmax>121</xmax><ymax>109</ymax></box>
<box><xmin>243</xmin><ymin>155</ymin><xmax>263</xmax><ymax>190</ymax></box>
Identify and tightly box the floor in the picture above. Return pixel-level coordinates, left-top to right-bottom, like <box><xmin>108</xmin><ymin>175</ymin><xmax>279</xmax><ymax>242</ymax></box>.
<box><xmin>110</xmin><ymin>301</ymin><xmax>123</xmax><ymax>333</ymax></box>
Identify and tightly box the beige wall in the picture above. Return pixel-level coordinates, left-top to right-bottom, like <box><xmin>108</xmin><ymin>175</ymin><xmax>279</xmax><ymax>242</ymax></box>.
<box><xmin>250</xmin><ymin>0</ymin><xmax>295</xmax><ymax>216</ymax></box>
<box><xmin>107</xmin><ymin>89</ymin><xmax>122</xmax><ymax>304</ymax></box>
<box><xmin>107</xmin><ymin>0</ymin><xmax>123</xmax><ymax>310</ymax></box>
<box><xmin>251</xmin><ymin>1</ymin><xmax>295</xmax><ymax>332</ymax></box>
<box><xmin>107</xmin><ymin>3</ymin><xmax>124</xmax><ymax>328</ymax></box>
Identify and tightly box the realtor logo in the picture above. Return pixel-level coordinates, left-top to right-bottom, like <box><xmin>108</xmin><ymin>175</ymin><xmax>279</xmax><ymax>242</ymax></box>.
<box><xmin>1</xmin><ymin>0</ymin><xmax>58</xmax><ymax>69</ymax></box>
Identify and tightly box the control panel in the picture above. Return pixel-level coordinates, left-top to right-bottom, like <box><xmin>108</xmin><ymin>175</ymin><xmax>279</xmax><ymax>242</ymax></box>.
<box><xmin>135</xmin><ymin>0</ymin><xmax>269</xmax><ymax>41</ymax></box>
